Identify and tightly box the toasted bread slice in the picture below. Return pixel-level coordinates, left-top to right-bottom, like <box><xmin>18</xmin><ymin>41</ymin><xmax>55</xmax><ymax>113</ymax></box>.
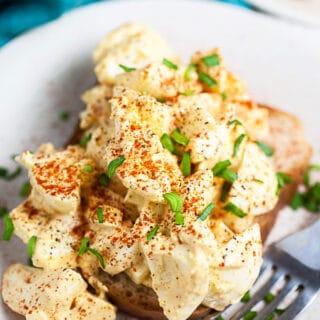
<box><xmin>95</xmin><ymin>105</ymin><xmax>312</xmax><ymax>320</ymax></box>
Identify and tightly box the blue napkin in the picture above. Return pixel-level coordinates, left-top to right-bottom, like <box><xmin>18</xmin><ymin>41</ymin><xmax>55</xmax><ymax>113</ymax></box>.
<box><xmin>0</xmin><ymin>0</ymin><xmax>250</xmax><ymax>47</ymax></box>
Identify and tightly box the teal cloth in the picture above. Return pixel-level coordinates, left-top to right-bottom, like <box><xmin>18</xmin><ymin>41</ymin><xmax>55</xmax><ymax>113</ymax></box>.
<box><xmin>0</xmin><ymin>0</ymin><xmax>251</xmax><ymax>47</ymax></box>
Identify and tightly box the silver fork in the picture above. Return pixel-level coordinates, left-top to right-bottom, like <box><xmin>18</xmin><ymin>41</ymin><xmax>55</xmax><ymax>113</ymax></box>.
<box><xmin>205</xmin><ymin>219</ymin><xmax>320</xmax><ymax>320</ymax></box>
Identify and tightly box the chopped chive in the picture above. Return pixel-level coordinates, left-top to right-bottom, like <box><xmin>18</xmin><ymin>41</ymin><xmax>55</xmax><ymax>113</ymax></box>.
<box><xmin>181</xmin><ymin>152</ymin><xmax>191</xmax><ymax>177</ymax></box>
<box><xmin>161</xmin><ymin>133</ymin><xmax>176</xmax><ymax>153</ymax></box>
<box><xmin>0</xmin><ymin>166</ymin><xmax>22</xmax><ymax>181</ymax></box>
<box><xmin>147</xmin><ymin>225</ymin><xmax>159</xmax><ymax>241</ymax></box>
<box><xmin>221</xmin><ymin>92</ymin><xmax>227</xmax><ymax>101</ymax></box>
<box><xmin>2</xmin><ymin>214</ymin><xmax>14</xmax><ymax>241</ymax></box>
<box><xmin>243</xmin><ymin>310</ymin><xmax>257</xmax><ymax>320</ymax></box>
<box><xmin>233</xmin><ymin>134</ymin><xmax>247</xmax><ymax>157</ymax></box>
<box><xmin>59</xmin><ymin>111</ymin><xmax>70</xmax><ymax>121</ymax></box>
<box><xmin>198</xmin><ymin>203</ymin><xmax>215</xmax><ymax>221</ymax></box>
<box><xmin>184</xmin><ymin>64</ymin><xmax>197</xmax><ymax>81</ymax></box>
<box><xmin>254</xmin><ymin>179</ymin><xmax>264</xmax><ymax>184</ymax></box>
<box><xmin>78</xmin><ymin>237</ymin><xmax>89</xmax><ymax>256</ymax></box>
<box><xmin>98</xmin><ymin>173</ymin><xmax>110</xmax><ymax>187</ymax></box>
<box><xmin>119</xmin><ymin>64</ymin><xmax>136</xmax><ymax>72</ymax></box>
<box><xmin>19</xmin><ymin>181</ymin><xmax>31</xmax><ymax>198</ymax></box>
<box><xmin>212</xmin><ymin>160</ymin><xmax>232</xmax><ymax>175</ymax></box>
<box><xmin>156</xmin><ymin>97</ymin><xmax>166</xmax><ymax>103</ymax></box>
<box><xmin>97</xmin><ymin>207</ymin><xmax>104</xmax><ymax>223</ymax></box>
<box><xmin>175</xmin><ymin>211</ymin><xmax>184</xmax><ymax>225</ymax></box>
<box><xmin>6</xmin><ymin>167</ymin><xmax>22</xmax><ymax>181</ymax></box>
<box><xmin>228</xmin><ymin>119</ymin><xmax>243</xmax><ymax>126</ymax></box>
<box><xmin>219</xmin><ymin>169</ymin><xmax>238</xmax><ymax>183</ymax></box>
<box><xmin>220</xmin><ymin>181</ymin><xmax>231</xmax><ymax>202</ymax></box>
<box><xmin>223</xmin><ymin>202</ymin><xmax>247</xmax><ymax>218</ymax></box>
<box><xmin>198</xmin><ymin>72</ymin><xmax>217</xmax><ymax>88</ymax></box>
<box><xmin>107</xmin><ymin>156</ymin><xmax>125</xmax><ymax>179</ymax></box>
<box><xmin>303</xmin><ymin>164</ymin><xmax>320</xmax><ymax>187</ymax></box>
<box><xmin>241</xmin><ymin>291</ymin><xmax>251</xmax><ymax>303</ymax></box>
<box><xmin>256</xmin><ymin>141</ymin><xmax>274</xmax><ymax>157</ymax></box>
<box><xmin>276</xmin><ymin>172</ymin><xmax>292</xmax><ymax>195</ymax></box>
<box><xmin>265</xmin><ymin>313</ymin><xmax>275</xmax><ymax>320</ymax></box>
<box><xmin>290</xmin><ymin>192</ymin><xmax>303</xmax><ymax>210</ymax></box>
<box><xmin>0</xmin><ymin>167</ymin><xmax>7</xmax><ymax>177</ymax></box>
<box><xmin>27</xmin><ymin>236</ymin><xmax>37</xmax><ymax>260</ymax></box>
<box><xmin>171</xmin><ymin>129</ymin><xmax>189</xmax><ymax>146</ymax></box>
<box><xmin>80</xmin><ymin>133</ymin><xmax>92</xmax><ymax>148</ymax></box>
<box><xmin>212</xmin><ymin>160</ymin><xmax>238</xmax><ymax>183</ymax></box>
<box><xmin>202</xmin><ymin>53</ymin><xmax>220</xmax><ymax>67</ymax></box>
<box><xmin>82</xmin><ymin>165</ymin><xmax>93</xmax><ymax>172</ymax></box>
<box><xmin>162</xmin><ymin>58</ymin><xmax>178</xmax><ymax>70</ymax></box>
<box><xmin>180</xmin><ymin>89</ymin><xmax>195</xmax><ymax>96</ymax></box>
<box><xmin>264</xmin><ymin>292</ymin><xmax>275</xmax><ymax>304</ymax></box>
<box><xmin>88</xmin><ymin>247</ymin><xmax>105</xmax><ymax>269</ymax></box>
<box><xmin>0</xmin><ymin>207</ymin><xmax>8</xmax><ymax>218</ymax></box>
<box><xmin>163</xmin><ymin>192</ymin><xmax>183</xmax><ymax>213</ymax></box>
<box><xmin>275</xmin><ymin>308</ymin><xmax>286</xmax><ymax>315</ymax></box>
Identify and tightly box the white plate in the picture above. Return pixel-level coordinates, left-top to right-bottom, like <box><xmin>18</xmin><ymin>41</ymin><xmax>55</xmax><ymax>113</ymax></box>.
<box><xmin>0</xmin><ymin>0</ymin><xmax>319</xmax><ymax>319</ymax></box>
<box><xmin>247</xmin><ymin>0</ymin><xmax>320</xmax><ymax>26</ymax></box>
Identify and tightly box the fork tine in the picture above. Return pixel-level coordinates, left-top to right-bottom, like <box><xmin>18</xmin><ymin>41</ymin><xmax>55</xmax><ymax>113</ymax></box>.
<box><xmin>254</xmin><ymin>279</ymin><xmax>299</xmax><ymax>320</ymax></box>
<box><xmin>230</xmin><ymin>269</ymin><xmax>285</xmax><ymax>320</ymax></box>
<box><xmin>277</xmin><ymin>290</ymin><xmax>311</xmax><ymax>320</ymax></box>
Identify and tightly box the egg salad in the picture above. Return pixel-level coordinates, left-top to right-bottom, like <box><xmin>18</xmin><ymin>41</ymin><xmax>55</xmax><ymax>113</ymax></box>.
<box><xmin>2</xmin><ymin>23</ymin><xmax>279</xmax><ymax>320</ymax></box>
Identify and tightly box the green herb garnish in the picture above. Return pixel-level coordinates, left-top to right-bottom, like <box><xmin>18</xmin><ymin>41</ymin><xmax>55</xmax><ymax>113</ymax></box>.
<box><xmin>119</xmin><ymin>64</ymin><xmax>136</xmax><ymax>72</ymax></box>
<box><xmin>215</xmin><ymin>316</ymin><xmax>224</xmax><ymax>320</ymax></box>
<box><xmin>228</xmin><ymin>119</ymin><xmax>243</xmax><ymax>126</ymax></box>
<box><xmin>254</xmin><ymin>179</ymin><xmax>264</xmax><ymax>184</ymax></box>
<box><xmin>78</xmin><ymin>237</ymin><xmax>89</xmax><ymax>256</ymax></box>
<box><xmin>156</xmin><ymin>97</ymin><xmax>166</xmax><ymax>103</ymax></box>
<box><xmin>98</xmin><ymin>173</ymin><xmax>110</xmax><ymax>187</ymax></box>
<box><xmin>2</xmin><ymin>214</ymin><xmax>14</xmax><ymax>241</ymax></box>
<box><xmin>59</xmin><ymin>111</ymin><xmax>70</xmax><ymax>121</ymax></box>
<box><xmin>276</xmin><ymin>172</ymin><xmax>292</xmax><ymax>195</ymax></box>
<box><xmin>181</xmin><ymin>152</ymin><xmax>191</xmax><ymax>177</ymax></box>
<box><xmin>303</xmin><ymin>164</ymin><xmax>320</xmax><ymax>187</ymax></box>
<box><xmin>0</xmin><ymin>166</ymin><xmax>22</xmax><ymax>181</ymax></box>
<box><xmin>220</xmin><ymin>181</ymin><xmax>231</xmax><ymax>202</ymax></box>
<box><xmin>241</xmin><ymin>291</ymin><xmax>251</xmax><ymax>303</ymax></box>
<box><xmin>27</xmin><ymin>236</ymin><xmax>37</xmax><ymax>261</ymax></box>
<box><xmin>264</xmin><ymin>292</ymin><xmax>275</xmax><ymax>304</ymax></box>
<box><xmin>198</xmin><ymin>203</ymin><xmax>215</xmax><ymax>221</ymax></box>
<box><xmin>19</xmin><ymin>181</ymin><xmax>31</xmax><ymax>198</ymax></box>
<box><xmin>147</xmin><ymin>225</ymin><xmax>159</xmax><ymax>241</ymax></box>
<box><xmin>82</xmin><ymin>165</ymin><xmax>93</xmax><ymax>172</ymax></box>
<box><xmin>80</xmin><ymin>133</ymin><xmax>92</xmax><ymax>148</ymax></box>
<box><xmin>233</xmin><ymin>134</ymin><xmax>247</xmax><ymax>157</ymax></box>
<box><xmin>97</xmin><ymin>207</ymin><xmax>104</xmax><ymax>224</ymax></box>
<box><xmin>223</xmin><ymin>202</ymin><xmax>247</xmax><ymax>218</ymax></box>
<box><xmin>243</xmin><ymin>310</ymin><xmax>257</xmax><ymax>320</ymax></box>
<box><xmin>175</xmin><ymin>211</ymin><xmax>184</xmax><ymax>225</ymax></box>
<box><xmin>88</xmin><ymin>247</ymin><xmax>105</xmax><ymax>269</ymax></box>
<box><xmin>256</xmin><ymin>141</ymin><xmax>274</xmax><ymax>157</ymax></box>
<box><xmin>180</xmin><ymin>89</ymin><xmax>195</xmax><ymax>96</ymax></box>
<box><xmin>162</xmin><ymin>58</ymin><xmax>178</xmax><ymax>70</ymax></box>
<box><xmin>221</xmin><ymin>92</ymin><xmax>227</xmax><ymax>101</ymax></box>
<box><xmin>202</xmin><ymin>54</ymin><xmax>220</xmax><ymax>67</ymax></box>
<box><xmin>265</xmin><ymin>313</ymin><xmax>275</xmax><ymax>320</ymax></box>
<box><xmin>184</xmin><ymin>65</ymin><xmax>197</xmax><ymax>81</ymax></box>
<box><xmin>198</xmin><ymin>72</ymin><xmax>217</xmax><ymax>88</ymax></box>
<box><xmin>0</xmin><ymin>207</ymin><xmax>8</xmax><ymax>218</ymax></box>
<box><xmin>107</xmin><ymin>156</ymin><xmax>125</xmax><ymax>179</ymax></box>
<box><xmin>161</xmin><ymin>133</ymin><xmax>176</xmax><ymax>153</ymax></box>
<box><xmin>163</xmin><ymin>192</ymin><xmax>183</xmax><ymax>213</ymax></box>
<box><xmin>171</xmin><ymin>129</ymin><xmax>189</xmax><ymax>146</ymax></box>
<box><xmin>212</xmin><ymin>160</ymin><xmax>238</xmax><ymax>183</ymax></box>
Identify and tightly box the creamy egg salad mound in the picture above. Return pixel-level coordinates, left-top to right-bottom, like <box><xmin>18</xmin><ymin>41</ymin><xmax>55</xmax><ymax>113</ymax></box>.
<box><xmin>2</xmin><ymin>23</ymin><xmax>280</xmax><ymax>320</ymax></box>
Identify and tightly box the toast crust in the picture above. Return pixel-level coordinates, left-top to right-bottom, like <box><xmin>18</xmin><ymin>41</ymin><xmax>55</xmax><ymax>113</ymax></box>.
<box><xmin>95</xmin><ymin>105</ymin><xmax>312</xmax><ymax>319</ymax></box>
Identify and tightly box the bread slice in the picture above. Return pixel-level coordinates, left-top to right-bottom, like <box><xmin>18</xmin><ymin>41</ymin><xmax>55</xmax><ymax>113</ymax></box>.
<box><xmin>92</xmin><ymin>105</ymin><xmax>312</xmax><ymax>319</ymax></box>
